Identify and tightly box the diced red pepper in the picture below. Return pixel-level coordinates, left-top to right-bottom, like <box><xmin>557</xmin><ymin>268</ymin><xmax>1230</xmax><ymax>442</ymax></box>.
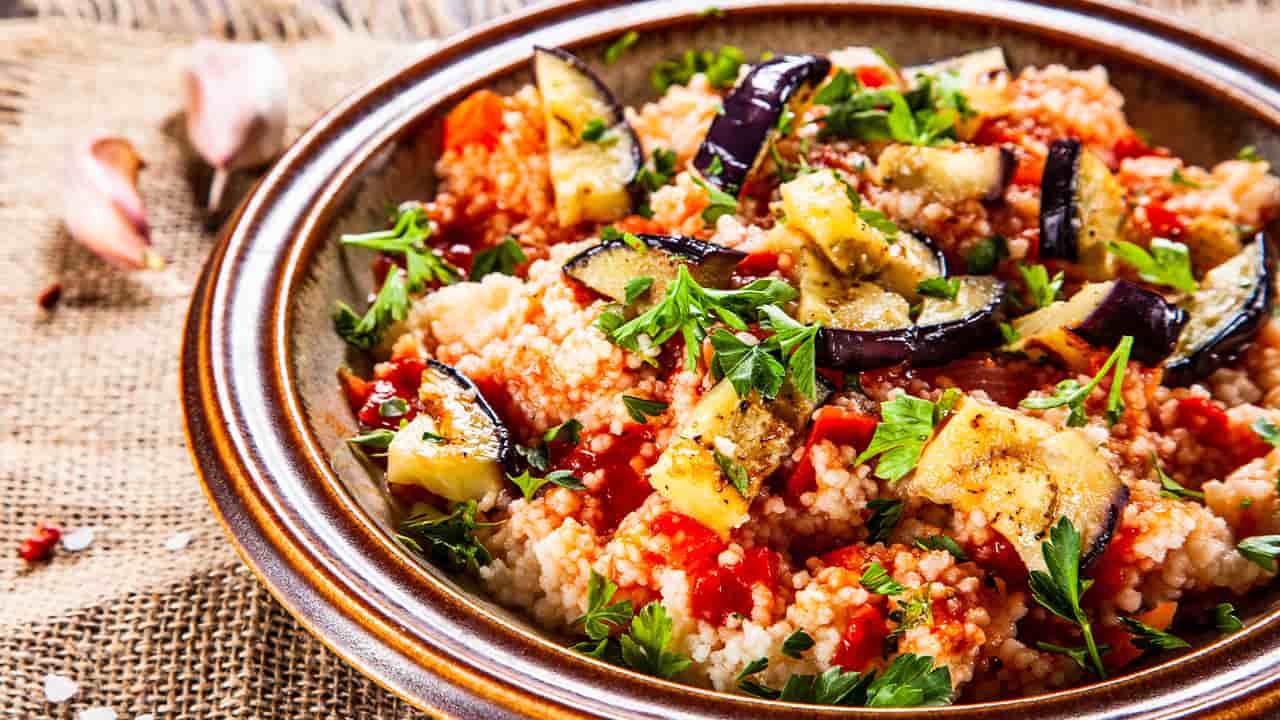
<box><xmin>1113</xmin><ymin>133</ymin><xmax>1152</xmax><ymax>163</ymax></box>
<box><xmin>968</xmin><ymin>534</ymin><xmax>1026</xmax><ymax>583</ymax></box>
<box><xmin>786</xmin><ymin>407</ymin><xmax>880</xmax><ymax>501</ymax></box>
<box><xmin>443</xmin><ymin>89</ymin><xmax>505</xmax><ymax>153</ymax></box>
<box><xmin>1144</xmin><ymin>202</ymin><xmax>1185</xmax><ymax>238</ymax></box>
<box><xmin>820</xmin><ymin>543</ymin><xmax>865</xmax><ymax>570</ymax></box>
<box><xmin>688</xmin><ymin>546</ymin><xmax>778</xmax><ymax>625</ymax></box>
<box><xmin>855</xmin><ymin>65</ymin><xmax>893</xmax><ymax>89</ymax></box>
<box><xmin>1086</xmin><ymin>524</ymin><xmax>1138</xmax><ymax>600</ymax></box>
<box><xmin>651</xmin><ymin>511</ymin><xmax>724</xmax><ymax>568</ymax></box>
<box><xmin>562</xmin><ymin>425</ymin><xmax>657</xmax><ymax>531</ymax></box>
<box><xmin>18</xmin><ymin>523</ymin><xmax>61</xmax><ymax>562</ymax></box>
<box><xmin>1175</xmin><ymin>397</ymin><xmax>1232</xmax><ymax>449</ymax></box>
<box><xmin>735</xmin><ymin>251</ymin><xmax>781</xmax><ymax>278</ymax></box>
<box><xmin>833</xmin><ymin>604</ymin><xmax>889</xmax><ymax>671</ymax></box>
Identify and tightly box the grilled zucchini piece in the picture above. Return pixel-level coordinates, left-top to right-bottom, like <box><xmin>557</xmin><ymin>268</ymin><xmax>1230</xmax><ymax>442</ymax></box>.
<box><xmin>1183</xmin><ymin>215</ymin><xmax>1244</xmax><ymax>276</ymax></box>
<box><xmin>387</xmin><ymin>361</ymin><xmax>510</xmax><ymax>502</ymax></box>
<box><xmin>904</xmin><ymin>397</ymin><xmax>1126</xmax><ymax>572</ymax></box>
<box><xmin>648</xmin><ymin>376</ymin><xmax>832</xmax><ymax>536</ymax></box>
<box><xmin>876</xmin><ymin>144</ymin><xmax>1015</xmax><ymax>204</ymax></box>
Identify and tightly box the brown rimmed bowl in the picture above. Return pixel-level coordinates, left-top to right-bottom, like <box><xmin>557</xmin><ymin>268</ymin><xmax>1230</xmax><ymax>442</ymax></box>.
<box><xmin>181</xmin><ymin>1</ymin><xmax>1280</xmax><ymax>717</ymax></box>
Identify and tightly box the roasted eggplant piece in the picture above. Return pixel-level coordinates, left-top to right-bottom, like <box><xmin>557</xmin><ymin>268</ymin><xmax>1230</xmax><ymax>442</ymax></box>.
<box><xmin>1039</xmin><ymin>139</ymin><xmax>1123</xmax><ymax>280</ymax></box>
<box><xmin>1165</xmin><ymin>235</ymin><xmax>1275</xmax><ymax>386</ymax></box>
<box><xmin>387</xmin><ymin>361</ymin><xmax>510</xmax><ymax>502</ymax></box>
<box><xmin>781</xmin><ymin>170</ymin><xmax>944</xmax><ymax>300</ymax></box>
<box><xmin>648</xmin><ymin>375</ymin><xmax>834</xmax><ymax>535</ymax></box>
<box><xmin>1184</xmin><ymin>215</ymin><xmax>1245</xmax><ymax>276</ymax></box>
<box><xmin>534</xmin><ymin>46</ymin><xmax>642</xmax><ymax>227</ymax></box>
<box><xmin>913</xmin><ymin>276</ymin><xmax>1008</xmax><ymax>367</ymax></box>
<box><xmin>1006</xmin><ymin>280</ymin><xmax>1187</xmax><ymax>370</ymax></box>
<box><xmin>876</xmin><ymin>144</ymin><xmax>1016</xmax><ymax>204</ymax></box>
<box><xmin>563</xmin><ymin>233</ymin><xmax>745</xmax><ymax>307</ymax></box>
<box><xmin>693</xmin><ymin>54</ymin><xmax>831</xmax><ymax>195</ymax></box>
<box><xmin>904</xmin><ymin>397</ymin><xmax>1127</xmax><ymax>573</ymax></box>
<box><xmin>903</xmin><ymin>47</ymin><xmax>1014</xmax><ymax>139</ymax></box>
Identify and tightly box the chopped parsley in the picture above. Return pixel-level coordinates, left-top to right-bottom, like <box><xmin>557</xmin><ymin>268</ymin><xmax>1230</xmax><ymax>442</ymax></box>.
<box><xmin>914</xmin><ymin>534</ymin><xmax>968</xmax><ymax>562</ymax></box>
<box><xmin>333</xmin><ymin>269</ymin><xmax>410</xmax><ymax>350</ymax></box>
<box><xmin>692</xmin><ymin>174</ymin><xmax>740</xmax><ymax>221</ymax></box>
<box><xmin>714</xmin><ymin>449</ymin><xmax>751</xmax><ymax>498</ymax></box>
<box><xmin>622</xmin><ymin>395</ymin><xmax>668</xmax><ymax>424</ymax></box>
<box><xmin>1018</xmin><ymin>263</ymin><xmax>1064</xmax><ymax>308</ymax></box>
<box><xmin>397</xmin><ymin>500</ymin><xmax>498</xmax><ymax>573</ymax></box>
<box><xmin>917</xmin><ymin>276</ymin><xmax>960</xmax><ymax>301</ymax></box>
<box><xmin>1108</xmin><ymin>238</ymin><xmax>1197</xmax><ymax>294</ymax></box>
<box><xmin>468</xmin><ymin>236</ymin><xmax>526</xmax><ymax>280</ymax></box>
<box><xmin>1170</xmin><ymin>168</ymin><xmax>1203</xmax><ymax>189</ymax></box>
<box><xmin>378</xmin><ymin>397</ymin><xmax>408</xmax><ymax>418</ymax></box>
<box><xmin>624</xmin><ymin>276</ymin><xmax>654</xmax><ymax>305</ymax></box>
<box><xmin>1154</xmin><ymin>454</ymin><xmax>1203</xmax><ymax>501</ymax></box>
<box><xmin>340</xmin><ymin>206</ymin><xmax>459</xmax><ymax>292</ymax></box>
<box><xmin>705</xmin><ymin>155</ymin><xmax>724</xmax><ymax>177</ymax></box>
<box><xmin>776</xmin><ymin>106</ymin><xmax>796</xmax><ymax>136</ymax></box>
<box><xmin>866</xmin><ymin>498</ymin><xmax>903</xmax><ymax>543</ymax></box>
<box><xmin>736</xmin><ymin>653</ymin><xmax>952</xmax><ymax>707</ymax></box>
<box><xmin>1027</xmin><ymin>517</ymin><xmax>1106</xmax><ymax>678</ymax></box>
<box><xmin>1237</xmin><ymin>534</ymin><xmax>1280</xmax><ymax>572</ymax></box>
<box><xmin>999</xmin><ymin>322</ymin><xmax>1020</xmax><ymax>344</ymax></box>
<box><xmin>512</xmin><ymin>418</ymin><xmax>582</xmax><ymax>473</ymax></box>
<box><xmin>861</xmin><ymin>561</ymin><xmax>907</xmax><ymax>596</ymax></box>
<box><xmin>1215</xmin><ymin>603</ymin><xmax>1243</xmax><ymax>634</ymax></box>
<box><xmin>543</xmin><ymin>418</ymin><xmax>583</xmax><ymax>446</ymax></box>
<box><xmin>347</xmin><ymin>428</ymin><xmax>396</xmax><ymax>451</ymax></box>
<box><xmin>837</xmin><ymin>177</ymin><xmax>900</xmax><ymax>239</ymax></box>
<box><xmin>781</xmin><ymin>629</ymin><xmax>815</xmax><ymax>659</ymax></box>
<box><xmin>759</xmin><ymin>305</ymin><xmax>821</xmax><ymax>402</ymax></box>
<box><xmin>708</xmin><ymin>330</ymin><xmax>786</xmax><ymax>399</ymax></box>
<box><xmin>580</xmin><ymin>117</ymin><xmax>609</xmax><ymax>142</ymax></box>
<box><xmin>1119</xmin><ymin>616</ymin><xmax>1190</xmax><ymax>653</ymax></box>
<box><xmin>604</xmin><ymin>30</ymin><xmax>639</xmax><ymax>65</ymax></box>
<box><xmin>1020</xmin><ymin>335</ymin><xmax>1133</xmax><ymax>426</ymax></box>
<box><xmin>1251</xmin><ymin>417</ymin><xmax>1280</xmax><ymax>447</ymax></box>
<box><xmin>1237</xmin><ymin>145</ymin><xmax>1263</xmax><ymax>163</ymax></box>
<box><xmin>635</xmin><ymin>147</ymin><xmax>679</xmax><ymax>200</ymax></box>
<box><xmin>619</xmin><ymin>602</ymin><xmax>694</xmax><ymax>679</ymax></box>
<box><xmin>573</xmin><ymin>570</ymin><xmax>634</xmax><ymax>642</ymax></box>
<box><xmin>651</xmin><ymin>45</ymin><xmax>745</xmax><ymax>92</ymax></box>
<box><xmin>508</xmin><ymin>469</ymin><xmax>586</xmax><ymax>501</ymax></box>
<box><xmin>813</xmin><ymin>69</ymin><xmax>972</xmax><ymax>147</ymax></box>
<box><xmin>421</xmin><ymin>430</ymin><xmax>447</xmax><ymax>443</ymax></box>
<box><xmin>855</xmin><ymin>393</ymin><xmax>944</xmax><ymax>482</ymax></box>
<box><xmin>967</xmin><ymin>235</ymin><xmax>1009</xmax><ymax>274</ymax></box>
<box><xmin>889</xmin><ymin>592</ymin><xmax>934</xmax><ymax>638</ymax></box>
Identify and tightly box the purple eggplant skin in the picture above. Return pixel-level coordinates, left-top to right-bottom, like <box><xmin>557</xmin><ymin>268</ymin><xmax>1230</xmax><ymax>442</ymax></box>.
<box><xmin>983</xmin><ymin>147</ymin><xmax>1019</xmax><ymax>204</ymax></box>
<box><xmin>1081</xmin><ymin>484</ymin><xmax>1129</xmax><ymax>570</ymax></box>
<box><xmin>1069</xmin><ymin>280</ymin><xmax>1188</xmax><ymax>366</ymax></box>
<box><xmin>910</xmin><ymin>230</ymin><xmax>949</xmax><ymax>278</ymax></box>
<box><xmin>561</xmin><ymin>233</ymin><xmax>746</xmax><ymax>300</ymax></box>
<box><xmin>532</xmin><ymin>46</ymin><xmax>644</xmax><ymax>206</ymax></box>
<box><xmin>1164</xmin><ymin>233</ymin><xmax>1276</xmax><ymax>387</ymax></box>
<box><xmin>562</xmin><ymin>233</ymin><xmax>746</xmax><ymax>276</ymax></box>
<box><xmin>1039</xmin><ymin>138</ymin><xmax>1083</xmax><ymax>261</ymax></box>
<box><xmin>693</xmin><ymin>54</ymin><xmax>832</xmax><ymax>195</ymax></box>
<box><xmin>816</xmin><ymin>327</ymin><xmax>914</xmax><ymax>372</ymax></box>
<box><xmin>426</xmin><ymin>359</ymin><xmax>513</xmax><ymax>469</ymax></box>
<box><xmin>911</xmin><ymin>280</ymin><xmax>1008</xmax><ymax>367</ymax></box>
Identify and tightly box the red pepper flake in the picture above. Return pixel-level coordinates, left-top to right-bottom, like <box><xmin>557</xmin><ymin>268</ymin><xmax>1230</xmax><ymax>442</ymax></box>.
<box><xmin>37</xmin><ymin>282</ymin><xmax>63</xmax><ymax>310</ymax></box>
<box><xmin>18</xmin><ymin>523</ymin><xmax>62</xmax><ymax>562</ymax></box>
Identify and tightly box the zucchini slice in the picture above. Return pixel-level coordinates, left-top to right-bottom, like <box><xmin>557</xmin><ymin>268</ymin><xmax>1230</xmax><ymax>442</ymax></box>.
<box><xmin>534</xmin><ymin>46</ymin><xmax>642</xmax><ymax>227</ymax></box>
<box><xmin>1165</xmin><ymin>235</ymin><xmax>1276</xmax><ymax>386</ymax></box>
<box><xmin>876</xmin><ymin>144</ymin><xmax>1015</xmax><ymax>204</ymax></box>
<box><xmin>1039</xmin><ymin>139</ymin><xmax>1124</xmax><ymax>280</ymax></box>
<box><xmin>387</xmin><ymin>361</ymin><xmax>510</xmax><ymax>503</ymax></box>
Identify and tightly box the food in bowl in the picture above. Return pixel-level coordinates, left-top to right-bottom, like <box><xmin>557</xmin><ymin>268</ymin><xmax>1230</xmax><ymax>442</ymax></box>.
<box><xmin>331</xmin><ymin>39</ymin><xmax>1280</xmax><ymax>706</ymax></box>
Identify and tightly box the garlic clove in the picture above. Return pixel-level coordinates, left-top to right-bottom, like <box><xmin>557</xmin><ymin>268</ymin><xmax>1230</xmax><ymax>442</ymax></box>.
<box><xmin>181</xmin><ymin>41</ymin><xmax>288</xmax><ymax>211</ymax></box>
<box><xmin>63</xmin><ymin>137</ymin><xmax>163</xmax><ymax>271</ymax></box>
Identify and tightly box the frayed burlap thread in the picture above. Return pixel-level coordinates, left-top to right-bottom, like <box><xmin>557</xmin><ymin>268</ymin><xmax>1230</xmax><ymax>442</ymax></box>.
<box><xmin>0</xmin><ymin>1</ymin><xmax>1276</xmax><ymax>718</ymax></box>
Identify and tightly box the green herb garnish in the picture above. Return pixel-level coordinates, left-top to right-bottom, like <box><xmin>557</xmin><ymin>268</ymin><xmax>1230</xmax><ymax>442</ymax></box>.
<box><xmin>397</xmin><ymin>500</ymin><xmax>498</xmax><ymax>572</ymax></box>
<box><xmin>1154</xmin><ymin>454</ymin><xmax>1203</xmax><ymax>501</ymax></box>
<box><xmin>999</xmin><ymin>322</ymin><xmax>1020</xmax><ymax>344</ymax></box>
<box><xmin>706</xmin><ymin>155</ymin><xmax>724</xmax><ymax>177</ymax></box>
<box><xmin>348</xmin><ymin>428</ymin><xmax>396</xmax><ymax>451</ymax></box>
<box><xmin>622</xmin><ymin>395</ymin><xmax>668</xmax><ymax>424</ymax></box>
<box><xmin>1214</xmin><ymin>603</ymin><xmax>1243</xmax><ymax>633</ymax></box>
<box><xmin>619</xmin><ymin>602</ymin><xmax>694</xmax><ymax>679</ymax></box>
<box><xmin>379</xmin><ymin>397</ymin><xmax>409</xmax><ymax>418</ymax></box>
<box><xmin>914</xmin><ymin>534</ymin><xmax>967</xmax><ymax>562</ymax></box>
<box><xmin>508</xmin><ymin>469</ymin><xmax>586</xmax><ymax>501</ymax></box>
<box><xmin>469</xmin><ymin>236</ymin><xmax>526</xmax><ymax>280</ymax></box>
<box><xmin>1108</xmin><ymin>238</ymin><xmax>1197</xmax><ymax>294</ymax></box>
<box><xmin>736</xmin><ymin>653</ymin><xmax>951</xmax><ymax>707</ymax></box>
<box><xmin>624</xmin><ymin>276</ymin><xmax>655</xmax><ymax>305</ymax></box>
<box><xmin>1251</xmin><ymin>417</ymin><xmax>1280</xmax><ymax>447</ymax></box>
<box><xmin>759</xmin><ymin>305</ymin><xmax>821</xmax><ymax>402</ymax></box>
<box><xmin>856</xmin><ymin>393</ymin><xmax>944</xmax><ymax>482</ymax></box>
<box><xmin>604</xmin><ymin>31</ymin><xmax>639</xmax><ymax>65</ymax></box>
<box><xmin>1237</xmin><ymin>145</ymin><xmax>1263</xmax><ymax>163</ymax></box>
<box><xmin>866</xmin><ymin>498</ymin><xmax>903</xmax><ymax>544</ymax></box>
<box><xmin>573</xmin><ymin>570</ymin><xmax>634</xmax><ymax>641</ymax></box>
<box><xmin>917</xmin><ymin>276</ymin><xmax>960</xmax><ymax>301</ymax></box>
<box><xmin>581</xmin><ymin>117</ymin><xmax>609</xmax><ymax>142</ymax></box>
<box><xmin>1170</xmin><ymin>168</ymin><xmax>1203</xmax><ymax>189</ymax></box>
<box><xmin>691</xmin><ymin>174</ymin><xmax>740</xmax><ymax>221</ymax></box>
<box><xmin>1238</xmin><ymin>534</ymin><xmax>1280</xmax><ymax>571</ymax></box>
<box><xmin>421</xmin><ymin>430</ymin><xmax>447</xmax><ymax>443</ymax></box>
<box><xmin>967</xmin><ymin>235</ymin><xmax>1008</xmax><ymax>274</ymax></box>
<box><xmin>1028</xmin><ymin>517</ymin><xmax>1106</xmax><ymax>678</ymax></box>
<box><xmin>1018</xmin><ymin>263</ymin><xmax>1064</xmax><ymax>308</ymax></box>
<box><xmin>814</xmin><ymin>69</ymin><xmax>971</xmax><ymax>147</ymax></box>
<box><xmin>333</xmin><ymin>270</ymin><xmax>410</xmax><ymax>350</ymax></box>
<box><xmin>341</xmin><ymin>206</ymin><xmax>459</xmax><ymax>291</ymax></box>
<box><xmin>714</xmin><ymin>449</ymin><xmax>751</xmax><ymax>498</ymax></box>
<box><xmin>1020</xmin><ymin>336</ymin><xmax>1133</xmax><ymax>426</ymax></box>
<box><xmin>651</xmin><ymin>45</ymin><xmax>745</xmax><ymax>92</ymax></box>
<box><xmin>1119</xmin><ymin>616</ymin><xmax>1190</xmax><ymax>653</ymax></box>
<box><xmin>861</xmin><ymin>561</ymin><xmax>907</xmax><ymax>595</ymax></box>
<box><xmin>781</xmin><ymin>629</ymin><xmax>815</xmax><ymax>659</ymax></box>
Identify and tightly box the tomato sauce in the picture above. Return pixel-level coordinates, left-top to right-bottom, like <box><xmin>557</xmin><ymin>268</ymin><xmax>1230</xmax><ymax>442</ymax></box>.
<box><xmin>1087</xmin><ymin>524</ymin><xmax>1138</xmax><ymax>600</ymax></box>
<box><xmin>563</xmin><ymin>425</ymin><xmax>657</xmax><ymax>532</ymax></box>
<box><xmin>833</xmin><ymin>604</ymin><xmax>889</xmax><ymax>671</ymax></box>
<box><xmin>968</xmin><ymin>535</ymin><xmax>1027</xmax><ymax>587</ymax></box>
<box><xmin>786</xmin><ymin>406</ymin><xmax>878</xmax><ymax>501</ymax></box>
<box><xmin>1142</xmin><ymin>201</ymin><xmax>1185</xmax><ymax>238</ymax></box>
<box><xmin>650</xmin><ymin>511</ymin><xmax>780</xmax><ymax>625</ymax></box>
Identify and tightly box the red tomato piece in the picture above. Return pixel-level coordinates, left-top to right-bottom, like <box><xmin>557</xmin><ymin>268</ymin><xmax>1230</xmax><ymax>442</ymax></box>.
<box><xmin>1113</xmin><ymin>133</ymin><xmax>1152</xmax><ymax>163</ymax></box>
<box><xmin>443</xmin><ymin>89</ymin><xmax>505</xmax><ymax>153</ymax></box>
<box><xmin>833</xmin><ymin>605</ymin><xmax>889</xmax><ymax>671</ymax></box>
<box><xmin>855</xmin><ymin>65</ymin><xmax>893</xmax><ymax>88</ymax></box>
<box><xmin>563</xmin><ymin>425</ymin><xmax>656</xmax><ymax>532</ymax></box>
<box><xmin>615</xmin><ymin>215</ymin><xmax>665</xmax><ymax>235</ymax></box>
<box><xmin>1144</xmin><ymin>202</ymin><xmax>1185</xmax><ymax>238</ymax></box>
<box><xmin>969</xmin><ymin>534</ymin><xmax>1026</xmax><ymax>583</ymax></box>
<box><xmin>786</xmin><ymin>407</ymin><xmax>878</xmax><ymax>501</ymax></box>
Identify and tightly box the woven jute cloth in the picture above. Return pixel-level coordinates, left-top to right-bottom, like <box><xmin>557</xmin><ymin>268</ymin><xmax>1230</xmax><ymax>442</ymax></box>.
<box><xmin>0</xmin><ymin>1</ymin><xmax>1275</xmax><ymax>717</ymax></box>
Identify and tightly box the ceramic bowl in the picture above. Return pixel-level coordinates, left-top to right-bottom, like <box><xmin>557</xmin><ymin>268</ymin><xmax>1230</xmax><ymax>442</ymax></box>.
<box><xmin>182</xmin><ymin>1</ymin><xmax>1280</xmax><ymax>717</ymax></box>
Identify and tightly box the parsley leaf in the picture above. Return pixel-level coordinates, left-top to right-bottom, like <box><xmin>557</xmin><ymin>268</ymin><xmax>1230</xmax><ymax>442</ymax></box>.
<box><xmin>776</xmin><ymin>106</ymin><xmax>796</xmax><ymax>136</ymax></box>
<box><xmin>967</xmin><ymin>235</ymin><xmax>1009</xmax><ymax>274</ymax></box>
<box><xmin>421</xmin><ymin>431</ymin><xmax>446</xmax><ymax>443</ymax></box>
<box><xmin>651</xmin><ymin>46</ymin><xmax>745</xmax><ymax>92</ymax></box>
<box><xmin>781</xmin><ymin>629</ymin><xmax>815</xmax><ymax>659</ymax></box>
<box><xmin>469</xmin><ymin>236</ymin><xmax>526</xmax><ymax>280</ymax></box>
<box><xmin>1020</xmin><ymin>335</ymin><xmax>1133</xmax><ymax>427</ymax></box>
<box><xmin>889</xmin><ymin>592</ymin><xmax>934</xmax><ymax>638</ymax></box>
<box><xmin>573</xmin><ymin>570</ymin><xmax>635</xmax><ymax>640</ymax></box>
<box><xmin>544</xmin><ymin>418</ymin><xmax>583</xmax><ymax>446</ymax></box>
<box><xmin>1119</xmin><ymin>616</ymin><xmax>1190</xmax><ymax>652</ymax></box>
<box><xmin>692</xmin><ymin>174</ymin><xmax>740</xmax><ymax>221</ymax></box>
<box><xmin>856</xmin><ymin>393</ymin><xmax>940</xmax><ymax>482</ymax></box>
<box><xmin>340</xmin><ymin>206</ymin><xmax>459</xmax><ymax>292</ymax></box>
<box><xmin>714</xmin><ymin>449</ymin><xmax>751</xmax><ymax>498</ymax></box>
<box><xmin>348</xmin><ymin>428</ymin><xmax>396</xmax><ymax>451</ymax></box>
<box><xmin>622</xmin><ymin>395</ymin><xmax>668</xmax><ymax>424</ymax></box>
<box><xmin>917</xmin><ymin>276</ymin><xmax>960</xmax><ymax>301</ymax></box>
<box><xmin>635</xmin><ymin>148</ymin><xmax>678</xmax><ymax>192</ymax></box>
<box><xmin>619</xmin><ymin>602</ymin><xmax>693</xmax><ymax>679</ymax></box>
<box><xmin>624</xmin><ymin>276</ymin><xmax>655</xmax><ymax>306</ymax></box>
<box><xmin>706</xmin><ymin>155</ymin><xmax>724</xmax><ymax>177</ymax></box>
<box><xmin>914</xmin><ymin>534</ymin><xmax>968</xmax><ymax>562</ymax></box>
<box><xmin>759</xmin><ymin>305</ymin><xmax>821</xmax><ymax>401</ymax></box>
<box><xmin>999</xmin><ymin>322</ymin><xmax>1020</xmax><ymax>344</ymax></box>
<box><xmin>861</xmin><ymin>561</ymin><xmax>907</xmax><ymax>595</ymax></box>
<box><xmin>397</xmin><ymin>500</ymin><xmax>498</xmax><ymax>573</ymax></box>
<box><xmin>1251</xmin><ymin>417</ymin><xmax>1280</xmax><ymax>447</ymax></box>
<box><xmin>1027</xmin><ymin>517</ymin><xmax>1106</xmax><ymax>678</ymax></box>
<box><xmin>1237</xmin><ymin>145</ymin><xmax>1263</xmax><ymax>163</ymax></box>
<box><xmin>710</xmin><ymin>329</ymin><xmax>786</xmax><ymax>400</ymax></box>
<box><xmin>379</xmin><ymin>397</ymin><xmax>408</xmax><ymax>418</ymax></box>
<box><xmin>1215</xmin><ymin>603</ymin><xmax>1244</xmax><ymax>633</ymax></box>
<box><xmin>1154</xmin><ymin>454</ymin><xmax>1203</xmax><ymax>501</ymax></box>
<box><xmin>1036</xmin><ymin>641</ymin><xmax>1112</xmax><ymax>672</ymax></box>
<box><xmin>815</xmin><ymin>69</ymin><xmax>969</xmax><ymax>148</ymax></box>
<box><xmin>604</xmin><ymin>30</ymin><xmax>638</xmax><ymax>65</ymax></box>
<box><xmin>864</xmin><ymin>653</ymin><xmax>953</xmax><ymax>707</ymax></box>
<box><xmin>866</xmin><ymin>498</ymin><xmax>903</xmax><ymax>543</ymax></box>
<box><xmin>1108</xmin><ymin>239</ymin><xmax>1197</xmax><ymax>294</ymax></box>
<box><xmin>581</xmin><ymin>118</ymin><xmax>609</xmax><ymax>142</ymax></box>
<box><xmin>1018</xmin><ymin>263</ymin><xmax>1064</xmax><ymax>308</ymax></box>
<box><xmin>1237</xmin><ymin>534</ymin><xmax>1280</xmax><ymax>572</ymax></box>
<box><xmin>508</xmin><ymin>469</ymin><xmax>586</xmax><ymax>501</ymax></box>
<box><xmin>1170</xmin><ymin>168</ymin><xmax>1203</xmax><ymax>189</ymax></box>
<box><xmin>333</xmin><ymin>269</ymin><xmax>410</xmax><ymax>350</ymax></box>
<box><xmin>736</xmin><ymin>652</ymin><xmax>950</xmax><ymax>707</ymax></box>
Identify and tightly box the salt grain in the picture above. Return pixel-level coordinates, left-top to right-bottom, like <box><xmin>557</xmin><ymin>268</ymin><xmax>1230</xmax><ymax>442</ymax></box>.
<box><xmin>42</xmin><ymin>673</ymin><xmax>79</xmax><ymax>703</ymax></box>
<box><xmin>79</xmin><ymin>709</ymin><xmax>117</xmax><ymax>720</ymax></box>
<box><xmin>164</xmin><ymin>531</ymin><xmax>193</xmax><ymax>551</ymax></box>
<box><xmin>61</xmin><ymin>528</ymin><xmax>95</xmax><ymax>552</ymax></box>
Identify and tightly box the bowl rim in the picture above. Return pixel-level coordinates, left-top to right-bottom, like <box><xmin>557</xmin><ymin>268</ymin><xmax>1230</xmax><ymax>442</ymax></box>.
<box><xmin>181</xmin><ymin>1</ymin><xmax>1280</xmax><ymax>717</ymax></box>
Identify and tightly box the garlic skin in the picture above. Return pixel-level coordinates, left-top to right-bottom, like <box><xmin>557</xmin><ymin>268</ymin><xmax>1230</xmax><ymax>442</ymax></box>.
<box><xmin>181</xmin><ymin>41</ymin><xmax>288</xmax><ymax>210</ymax></box>
<box><xmin>63</xmin><ymin>137</ymin><xmax>163</xmax><ymax>271</ymax></box>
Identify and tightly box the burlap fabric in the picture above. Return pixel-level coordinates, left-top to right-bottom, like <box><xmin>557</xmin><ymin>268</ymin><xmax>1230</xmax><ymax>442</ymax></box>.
<box><xmin>0</xmin><ymin>1</ymin><xmax>1274</xmax><ymax>717</ymax></box>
